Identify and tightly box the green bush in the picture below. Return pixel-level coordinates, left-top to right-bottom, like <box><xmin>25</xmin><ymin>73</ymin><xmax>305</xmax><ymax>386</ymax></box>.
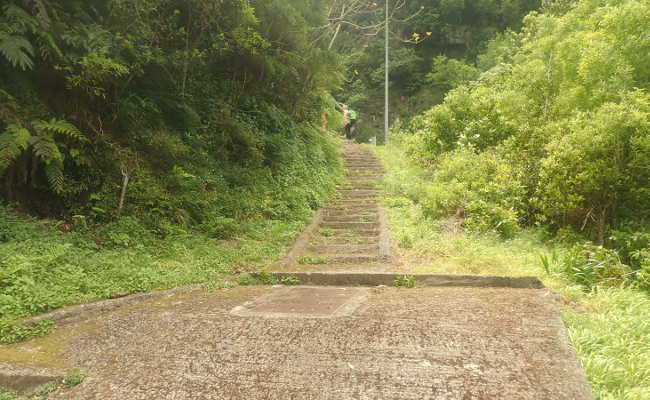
<box><xmin>417</xmin><ymin>148</ymin><xmax>523</xmax><ymax>238</ymax></box>
<box><xmin>562</xmin><ymin>244</ymin><xmax>635</xmax><ymax>289</ymax></box>
<box><xmin>402</xmin><ymin>0</ymin><xmax>650</xmax><ymax>248</ymax></box>
<box><xmin>608</xmin><ymin>229</ymin><xmax>650</xmax><ymax>268</ymax></box>
<box><xmin>535</xmin><ymin>96</ymin><xmax>650</xmax><ymax>241</ymax></box>
<box><xmin>465</xmin><ymin>200</ymin><xmax>519</xmax><ymax>239</ymax></box>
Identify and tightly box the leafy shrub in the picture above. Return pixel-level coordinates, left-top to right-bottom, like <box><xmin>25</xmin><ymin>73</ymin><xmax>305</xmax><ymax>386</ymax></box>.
<box><xmin>402</xmin><ymin>85</ymin><xmax>526</xmax><ymax>162</ymax></box>
<box><xmin>562</xmin><ymin>244</ymin><xmax>635</xmax><ymax>289</ymax></box>
<box><xmin>608</xmin><ymin>229</ymin><xmax>650</xmax><ymax>268</ymax></box>
<box><xmin>198</xmin><ymin>215</ymin><xmax>239</xmax><ymax>239</ymax></box>
<box><xmin>607</xmin><ymin>229</ymin><xmax>650</xmax><ymax>290</ymax></box>
<box><xmin>535</xmin><ymin>96</ymin><xmax>650</xmax><ymax>241</ymax></box>
<box><xmin>417</xmin><ymin>148</ymin><xmax>524</xmax><ymax>238</ymax></box>
<box><xmin>402</xmin><ymin>0</ymin><xmax>650</xmax><ymax>248</ymax></box>
<box><xmin>465</xmin><ymin>200</ymin><xmax>519</xmax><ymax>239</ymax></box>
<box><xmin>426</xmin><ymin>55</ymin><xmax>480</xmax><ymax>90</ymax></box>
<box><xmin>99</xmin><ymin>216</ymin><xmax>155</xmax><ymax>249</ymax></box>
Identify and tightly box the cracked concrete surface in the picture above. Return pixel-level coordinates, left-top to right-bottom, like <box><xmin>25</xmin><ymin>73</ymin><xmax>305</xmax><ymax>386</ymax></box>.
<box><xmin>2</xmin><ymin>285</ymin><xmax>592</xmax><ymax>399</ymax></box>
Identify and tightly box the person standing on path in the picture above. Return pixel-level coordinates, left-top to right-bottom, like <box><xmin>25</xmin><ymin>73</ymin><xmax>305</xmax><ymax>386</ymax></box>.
<box><xmin>339</xmin><ymin>104</ymin><xmax>358</xmax><ymax>140</ymax></box>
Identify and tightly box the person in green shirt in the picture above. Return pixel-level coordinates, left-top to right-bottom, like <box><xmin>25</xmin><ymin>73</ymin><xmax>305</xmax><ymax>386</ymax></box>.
<box><xmin>341</xmin><ymin>104</ymin><xmax>358</xmax><ymax>140</ymax></box>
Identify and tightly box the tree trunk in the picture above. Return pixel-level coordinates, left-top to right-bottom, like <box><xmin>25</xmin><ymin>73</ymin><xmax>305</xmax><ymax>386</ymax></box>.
<box><xmin>596</xmin><ymin>207</ymin><xmax>606</xmax><ymax>246</ymax></box>
<box><xmin>118</xmin><ymin>169</ymin><xmax>129</xmax><ymax>216</ymax></box>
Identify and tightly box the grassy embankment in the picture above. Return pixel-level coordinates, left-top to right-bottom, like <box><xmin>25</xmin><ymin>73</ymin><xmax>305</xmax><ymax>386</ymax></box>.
<box><xmin>374</xmin><ymin>144</ymin><xmax>649</xmax><ymax>400</ymax></box>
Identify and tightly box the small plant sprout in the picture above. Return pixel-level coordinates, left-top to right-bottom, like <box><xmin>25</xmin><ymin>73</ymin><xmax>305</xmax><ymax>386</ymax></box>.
<box><xmin>393</xmin><ymin>275</ymin><xmax>416</xmax><ymax>288</ymax></box>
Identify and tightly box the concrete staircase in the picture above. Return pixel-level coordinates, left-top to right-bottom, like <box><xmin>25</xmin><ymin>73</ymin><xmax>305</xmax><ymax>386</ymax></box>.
<box><xmin>276</xmin><ymin>142</ymin><xmax>393</xmax><ymax>272</ymax></box>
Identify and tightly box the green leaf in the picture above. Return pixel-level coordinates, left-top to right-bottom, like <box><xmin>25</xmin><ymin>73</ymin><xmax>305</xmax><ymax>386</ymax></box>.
<box><xmin>0</xmin><ymin>124</ymin><xmax>31</xmax><ymax>170</ymax></box>
<box><xmin>0</xmin><ymin>35</ymin><xmax>35</xmax><ymax>70</ymax></box>
<box><xmin>32</xmin><ymin>119</ymin><xmax>86</xmax><ymax>142</ymax></box>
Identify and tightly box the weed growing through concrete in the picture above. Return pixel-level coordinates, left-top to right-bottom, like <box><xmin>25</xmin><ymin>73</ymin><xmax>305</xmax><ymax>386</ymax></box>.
<box><xmin>393</xmin><ymin>275</ymin><xmax>416</xmax><ymax>288</ymax></box>
<box><xmin>319</xmin><ymin>227</ymin><xmax>335</xmax><ymax>237</ymax></box>
<box><xmin>62</xmin><ymin>369</ymin><xmax>86</xmax><ymax>388</ymax></box>
<box><xmin>339</xmin><ymin>231</ymin><xmax>358</xmax><ymax>238</ymax></box>
<box><xmin>298</xmin><ymin>256</ymin><xmax>333</xmax><ymax>265</ymax></box>
<box><xmin>279</xmin><ymin>276</ymin><xmax>301</xmax><ymax>285</ymax></box>
<box><xmin>202</xmin><ymin>279</ymin><xmax>236</xmax><ymax>291</ymax></box>
<box><xmin>237</xmin><ymin>271</ymin><xmax>279</xmax><ymax>285</ymax></box>
<box><xmin>0</xmin><ymin>368</ymin><xmax>85</xmax><ymax>399</ymax></box>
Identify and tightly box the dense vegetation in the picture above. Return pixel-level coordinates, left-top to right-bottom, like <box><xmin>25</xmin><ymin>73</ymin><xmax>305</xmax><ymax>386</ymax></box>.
<box><xmin>1</xmin><ymin>0</ymin><xmax>343</xmax><ymax>224</ymax></box>
<box><xmin>398</xmin><ymin>0</ymin><xmax>650</xmax><ymax>290</ymax></box>
<box><xmin>0</xmin><ymin>0</ymin><xmax>344</xmax><ymax>341</ymax></box>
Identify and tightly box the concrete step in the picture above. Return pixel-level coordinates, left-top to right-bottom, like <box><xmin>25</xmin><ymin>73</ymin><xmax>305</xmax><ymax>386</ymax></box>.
<box><xmin>325</xmin><ymin>205</ymin><xmax>379</xmax><ymax>212</ymax></box>
<box><xmin>344</xmin><ymin>180</ymin><xmax>382</xmax><ymax>186</ymax></box>
<box><xmin>322</xmin><ymin>214</ymin><xmax>378</xmax><ymax>222</ymax></box>
<box><xmin>338</xmin><ymin>184</ymin><xmax>380</xmax><ymax>190</ymax></box>
<box><xmin>344</xmin><ymin>163</ymin><xmax>383</xmax><ymax>168</ymax></box>
<box><xmin>321</xmin><ymin>221</ymin><xmax>379</xmax><ymax>230</ymax></box>
<box><xmin>306</xmin><ymin>244</ymin><xmax>380</xmax><ymax>254</ymax></box>
<box><xmin>338</xmin><ymin>194</ymin><xmax>379</xmax><ymax>201</ymax></box>
<box><xmin>338</xmin><ymin>189</ymin><xmax>380</xmax><ymax>195</ymax></box>
<box><xmin>347</xmin><ymin>168</ymin><xmax>384</xmax><ymax>176</ymax></box>
<box><xmin>346</xmin><ymin>173</ymin><xmax>383</xmax><ymax>178</ymax></box>
<box><xmin>322</xmin><ymin>207</ymin><xmax>378</xmax><ymax>215</ymax></box>
<box><xmin>321</xmin><ymin>215</ymin><xmax>379</xmax><ymax>223</ymax></box>
<box><xmin>345</xmin><ymin>178</ymin><xmax>382</xmax><ymax>182</ymax></box>
<box><xmin>345</xmin><ymin>162</ymin><xmax>382</xmax><ymax>166</ymax></box>
<box><xmin>299</xmin><ymin>254</ymin><xmax>382</xmax><ymax>264</ymax></box>
<box><xmin>310</xmin><ymin>236</ymin><xmax>379</xmax><ymax>245</ymax></box>
<box><xmin>346</xmin><ymin>168</ymin><xmax>384</xmax><ymax>172</ymax></box>
<box><xmin>326</xmin><ymin>201</ymin><xmax>378</xmax><ymax>207</ymax></box>
<box><xmin>318</xmin><ymin>228</ymin><xmax>380</xmax><ymax>236</ymax></box>
<box><xmin>279</xmin><ymin>263</ymin><xmax>394</xmax><ymax>273</ymax></box>
<box><xmin>271</xmin><ymin>272</ymin><xmax>545</xmax><ymax>288</ymax></box>
<box><xmin>338</xmin><ymin>190</ymin><xmax>379</xmax><ymax>196</ymax></box>
<box><xmin>330</xmin><ymin>198</ymin><xmax>377</xmax><ymax>208</ymax></box>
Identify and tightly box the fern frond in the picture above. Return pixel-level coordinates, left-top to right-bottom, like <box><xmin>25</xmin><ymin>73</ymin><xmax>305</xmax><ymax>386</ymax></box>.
<box><xmin>43</xmin><ymin>160</ymin><xmax>65</xmax><ymax>194</ymax></box>
<box><xmin>32</xmin><ymin>118</ymin><xmax>87</xmax><ymax>142</ymax></box>
<box><xmin>35</xmin><ymin>31</ymin><xmax>62</xmax><ymax>59</ymax></box>
<box><xmin>31</xmin><ymin>0</ymin><xmax>52</xmax><ymax>26</ymax></box>
<box><xmin>0</xmin><ymin>124</ymin><xmax>31</xmax><ymax>170</ymax></box>
<box><xmin>0</xmin><ymin>34</ymin><xmax>34</xmax><ymax>70</ymax></box>
<box><xmin>31</xmin><ymin>135</ymin><xmax>63</xmax><ymax>164</ymax></box>
<box><xmin>2</xmin><ymin>5</ymin><xmax>39</xmax><ymax>31</ymax></box>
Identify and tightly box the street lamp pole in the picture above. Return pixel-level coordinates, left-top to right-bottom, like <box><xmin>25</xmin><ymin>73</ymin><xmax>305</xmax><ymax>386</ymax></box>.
<box><xmin>384</xmin><ymin>0</ymin><xmax>389</xmax><ymax>145</ymax></box>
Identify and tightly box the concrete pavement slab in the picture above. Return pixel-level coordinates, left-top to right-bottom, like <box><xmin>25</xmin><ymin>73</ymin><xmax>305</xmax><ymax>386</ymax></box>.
<box><xmin>3</xmin><ymin>285</ymin><xmax>592</xmax><ymax>399</ymax></box>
